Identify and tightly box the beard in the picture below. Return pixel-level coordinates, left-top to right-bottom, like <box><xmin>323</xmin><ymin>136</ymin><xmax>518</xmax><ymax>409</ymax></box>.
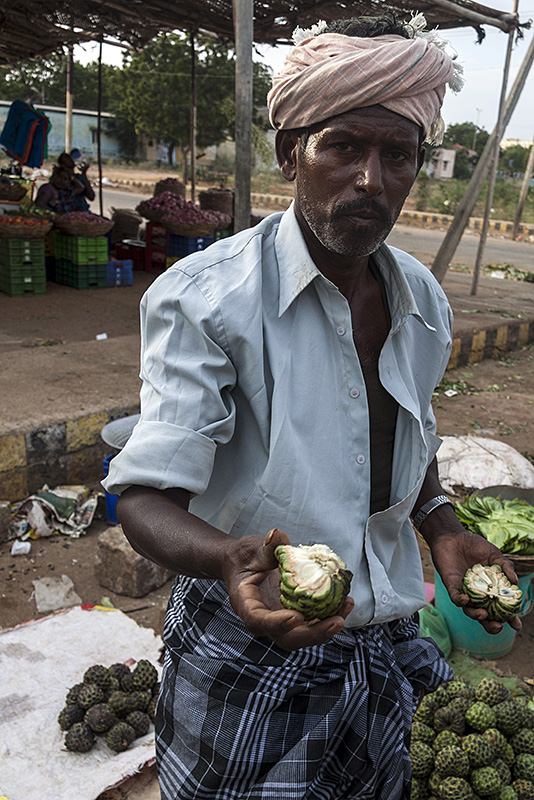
<box><xmin>299</xmin><ymin>196</ymin><xmax>398</xmax><ymax>258</ymax></box>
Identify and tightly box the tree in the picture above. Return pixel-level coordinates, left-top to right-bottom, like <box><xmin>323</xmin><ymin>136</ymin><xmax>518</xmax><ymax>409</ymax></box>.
<box><xmin>499</xmin><ymin>144</ymin><xmax>531</xmax><ymax>175</ymax></box>
<box><xmin>116</xmin><ymin>32</ymin><xmax>272</xmax><ymax>173</ymax></box>
<box><xmin>442</xmin><ymin>121</ymin><xmax>490</xmax><ymax>179</ymax></box>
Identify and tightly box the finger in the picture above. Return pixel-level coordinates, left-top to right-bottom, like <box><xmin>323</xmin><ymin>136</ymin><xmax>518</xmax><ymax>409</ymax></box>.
<box><xmin>260</xmin><ymin>528</ymin><xmax>290</xmax><ymax>569</ymax></box>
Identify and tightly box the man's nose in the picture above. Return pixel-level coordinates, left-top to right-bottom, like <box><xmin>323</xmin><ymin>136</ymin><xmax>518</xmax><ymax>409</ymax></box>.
<box><xmin>353</xmin><ymin>152</ymin><xmax>383</xmax><ymax>197</ymax></box>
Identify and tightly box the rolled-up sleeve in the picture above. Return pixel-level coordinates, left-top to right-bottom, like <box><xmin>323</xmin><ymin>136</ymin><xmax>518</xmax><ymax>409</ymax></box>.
<box><xmin>103</xmin><ymin>266</ymin><xmax>237</xmax><ymax>496</ymax></box>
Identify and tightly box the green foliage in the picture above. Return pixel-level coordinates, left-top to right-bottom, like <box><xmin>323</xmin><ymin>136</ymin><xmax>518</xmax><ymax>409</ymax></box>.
<box><xmin>115</xmin><ymin>32</ymin><xmax>272</xmax><ymax>170</ymax></box>
<box><xmin>499</xmin><ymin>144</ymin><xmax>532</xmax><ymax>174</ymax></box>
<box><xmin>443</xmin><ymin>122</ymin><xmax>490</xmax><ymax>158</ymax></box>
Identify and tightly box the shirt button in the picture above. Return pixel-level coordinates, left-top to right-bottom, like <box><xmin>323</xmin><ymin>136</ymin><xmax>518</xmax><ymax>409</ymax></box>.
<box><xmin>336</xmin><ymin>325</ymin><xmax>346</xmax><ymax>336</ymax></box>
<box><xmin>349</xmin><ymin>387</ymin><xmax>360</xmax><ymax>398</ymax></box>
<box><xmin>356</xmin><ymin>454</ymin><xmax>366</xmax><ymax>465</ymax></box>
<box><xmin>381</xmin><ymin>593</ymin><xmax>388</xmax><ymax>604</ymax></box>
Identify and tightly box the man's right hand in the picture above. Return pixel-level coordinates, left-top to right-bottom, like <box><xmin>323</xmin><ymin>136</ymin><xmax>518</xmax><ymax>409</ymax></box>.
<box><xmin>222</xmin><ymin>528</ymin><xmax>354</xmax><ymax>651</ymax></box>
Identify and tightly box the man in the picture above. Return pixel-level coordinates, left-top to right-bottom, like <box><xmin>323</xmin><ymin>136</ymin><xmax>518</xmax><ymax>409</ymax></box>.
<box><xmin>104</xmin><ymin>13</ymin><xmax>520</xmax><ymax>799</ymax></box>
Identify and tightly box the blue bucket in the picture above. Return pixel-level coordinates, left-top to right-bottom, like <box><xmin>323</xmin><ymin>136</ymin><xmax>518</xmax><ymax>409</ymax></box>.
<box><xmin>103</xmin><ymin>454</ymin><xmax>118</xmax><ymax>525</ymax></box>
<box><xmin>434</xmin><ymin>570</ymin><xmax>533</xmax><ymax>659</ymax></box>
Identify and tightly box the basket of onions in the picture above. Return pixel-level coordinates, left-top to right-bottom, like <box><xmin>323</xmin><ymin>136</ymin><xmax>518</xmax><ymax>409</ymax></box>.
<box><xmin>53</xmin><ymin>212</ymin><xmax>113</xmax><ymax>237</ymax></box>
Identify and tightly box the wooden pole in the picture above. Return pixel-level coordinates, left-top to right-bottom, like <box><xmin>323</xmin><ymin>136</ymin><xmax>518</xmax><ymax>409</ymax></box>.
<box><xmin>190</xmin><ymin>31</ymin><xmax>197</xmax><ymax>204</ymax></box>
<box><xmin>65</xmin><ymin>45</ymin><xmax>74</xmax><ymax>153</ymax></box>
<box><xmin>431</xmin><ymin>27</ymin><xmax>534</xmax><ymax>283</ymax></box>
<box><xmin>97</xmin><ymin>37</ymin><xmax>103</xmax><ymax>217</ymax></box>
<box><xmin>470</xmin><ymin>1</ymin><xmax>517</xmax><ymax>296</ymax></box>
<box><xmin>233</xmin><ymin>0</ymin><xmax>253</xmax><ymax>232</ymax></box>
<box><xmin>512</xmin><ymin>139</ymin><xmax>534</xmax><ymax>239</ymax></box>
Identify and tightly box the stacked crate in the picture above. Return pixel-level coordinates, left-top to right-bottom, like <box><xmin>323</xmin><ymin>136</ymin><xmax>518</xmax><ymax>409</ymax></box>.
<box><xmin>106</xmin><ymin>259</ymin><xmax>133</xmax><ymax>286</ymax></box>
<box><xmin>0</xmin><ymin>238</ymin><xmax>46</xmax><ymax>296</ymax></box>
<box><xmin>54</xmin><ymin>234</ymin><xmax>108</xmax><ymax>289</ymax></box>
<box><xmin>145</xmin><ymin>222</ymin><xmax>215</xmax><ymax>272</ymax></box>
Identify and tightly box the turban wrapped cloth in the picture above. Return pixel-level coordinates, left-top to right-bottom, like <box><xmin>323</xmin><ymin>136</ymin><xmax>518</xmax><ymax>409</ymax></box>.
<box><xmin>267</xmin><ymin>25</ymin><xmax>463</xmax><ymax>145</ymax></box>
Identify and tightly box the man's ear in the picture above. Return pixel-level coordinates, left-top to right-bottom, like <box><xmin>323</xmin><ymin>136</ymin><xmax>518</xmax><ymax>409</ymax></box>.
<box><xmin>417</xmin><ymin>146</ymin><xmax>426</xmax><ymax>174</ymax></box>
<box><xmin>275</xmin><ymin>130</ymin><xmax>300</xmax><ymax>182</ymax></box>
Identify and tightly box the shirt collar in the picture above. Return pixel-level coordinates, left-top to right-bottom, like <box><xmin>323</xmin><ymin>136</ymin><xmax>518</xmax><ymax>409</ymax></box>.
<box><xmin>275</xmin><ymin>202</ymin><xmax>436</xmax><ymax>332</ymax></box>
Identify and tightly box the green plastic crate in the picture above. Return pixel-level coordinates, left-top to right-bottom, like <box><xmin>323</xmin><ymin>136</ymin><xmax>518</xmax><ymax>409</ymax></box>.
<box><xmin>54</xmin><ymin>233</ymin><xmax>108</xmax><ymax>265</ymax></box>
<box><xmin>0</xmin><ymin>262</ymin><xmax>46</xmax><ymax>296</ymax></box>
<box><xmin>0</xmin><ymin>238</ymin><xmax>45</xmax><ymax>268</ymax></box>
<box><xmin>55</xmin><ymin>258</ymin><xmax>107</xmax><ymax>289</ymax></box>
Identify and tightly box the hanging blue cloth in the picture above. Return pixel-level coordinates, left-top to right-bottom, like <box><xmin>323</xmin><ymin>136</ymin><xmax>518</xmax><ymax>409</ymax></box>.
<box><xmin>0</xmin><ymin>99</ymin><xmax>50</xmax><ymax>167</ymax></box>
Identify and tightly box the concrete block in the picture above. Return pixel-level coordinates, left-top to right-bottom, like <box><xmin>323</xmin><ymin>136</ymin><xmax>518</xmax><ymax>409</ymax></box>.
<box><xmin>95</xmin><ymin>525</ymin><xmax>174</xmax><ymax>598</ymax></box>
<box><xmin>0</xmin><ymin>500</ymin><xmax>11</xmax><ymax>541</ymax></box>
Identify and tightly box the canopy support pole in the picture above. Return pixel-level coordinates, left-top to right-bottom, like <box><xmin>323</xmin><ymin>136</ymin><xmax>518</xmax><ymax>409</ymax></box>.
<box><xmin>190</xmin><ymin>31</ymin><xmax>197</xmax><ymax>204</ymax></box>
<box><xmin>470</xmin><ymin>0</ymin><xmax>518</xmax><ymax>296</ymax></box>
<box><xmin>512</xmin><ymin>137</ymin><xmax>534</xmax><ymax>239</ymax></box>
<box><xmin>233</xmin><ymin>0</ymin><xmax>253</xmax><ymax>232</ymax></box>
<box><xmin>65</xmin><ymin>45</ymin><xmax>74</xmax><ymax>153</ymax></box>
<box><xmin>97</xmin><ymin>37</ymin><xmax>103</xmax><ymax>217</ymax></box>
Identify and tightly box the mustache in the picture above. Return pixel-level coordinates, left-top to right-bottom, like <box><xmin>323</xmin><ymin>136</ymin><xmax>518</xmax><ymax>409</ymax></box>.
<box><xmin>332</xmin><ymin>199</ymin><xmax>392</xmax><ymax>225</ymax></box>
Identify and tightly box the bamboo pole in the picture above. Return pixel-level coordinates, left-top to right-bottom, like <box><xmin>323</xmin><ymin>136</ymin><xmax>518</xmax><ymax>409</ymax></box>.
<box><xmin>431</xmin><ymin>27</ymin><xmax>534</xmax><ymax>284</ymax></box>
<box><xmin>97</xmin><ymin>37</ymin><xmax>103</xmax><ymax>217</ymax></box>
<box><xmin>190</xmin><ymin>32</ymin><xmax>197</xmax><ymax>204</ymax></box>
<box><xmin>470</xmin><ymin>0</ymin><xmax>518</xmax><ymax>296</ymax></box>
<box><xmin>65</xmin><ymin>45</ymin><xmax>74</xmax><ymax>153</ymax></box>
<box><xmin>233</xmin><ymin>0</ymin><xmax>253</xmax><ymax>232</ymax></box>
<box><xmin>512</xmin><ymin>139</ymin><xmax>534</xmax><ymax>239</ymax></box>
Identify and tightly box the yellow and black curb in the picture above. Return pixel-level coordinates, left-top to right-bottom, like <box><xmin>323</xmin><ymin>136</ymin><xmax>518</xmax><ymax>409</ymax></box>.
<box><xmin>448</xmin><ymin>318</ymin><xmax>534</xmax><ymax>371</ymax></box>
<box><xmin>0</xmin><ymin>405</ymin><xmax>139</xmax><ymax>503</ymax></box>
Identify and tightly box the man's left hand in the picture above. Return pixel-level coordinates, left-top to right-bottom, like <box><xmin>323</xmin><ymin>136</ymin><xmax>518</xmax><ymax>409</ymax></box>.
<box><xmin>430</xmin><ymin>527</ymin><xmax>522</xmax><ymax>635</ymax></box>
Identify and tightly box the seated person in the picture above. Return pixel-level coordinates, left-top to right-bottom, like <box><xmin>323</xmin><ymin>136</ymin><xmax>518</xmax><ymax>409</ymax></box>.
<box><xmin>58</xmin><ymin>151</ymin><xmax>95</xmax><ymax>211</ymax></box>
<box><xmin>34</xmin><ymin>165</ymin><xmax>78</xmax><ymax>213</ymax></box>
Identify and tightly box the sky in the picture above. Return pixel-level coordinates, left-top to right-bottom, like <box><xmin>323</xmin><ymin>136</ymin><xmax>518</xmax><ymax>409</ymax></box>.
<box><xmin>75</xmin><ymin>0</ymin><xmax>534</xmax><ymax>144</ymax></box>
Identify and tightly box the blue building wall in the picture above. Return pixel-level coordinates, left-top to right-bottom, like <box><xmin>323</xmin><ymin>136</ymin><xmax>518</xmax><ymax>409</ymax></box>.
<box><xmin>0</xmin><ymin>100</ymin><xmax>121</xmax><ymax>160</ymax></box>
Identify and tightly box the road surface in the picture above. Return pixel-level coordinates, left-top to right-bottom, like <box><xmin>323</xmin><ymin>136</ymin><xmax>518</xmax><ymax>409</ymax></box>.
<box><xmin>99</xmin><ymin>187</ymin><xmax>534</xmax><ymax>273</ymax></box>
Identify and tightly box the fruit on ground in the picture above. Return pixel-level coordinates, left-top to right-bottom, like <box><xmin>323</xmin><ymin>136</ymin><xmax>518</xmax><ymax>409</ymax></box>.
<box><xmin>470</xmin><ymin>765</ymin><xmax>502</xmax><ymax>796</ymax></box>
<box><xmin>475</xmin><ymin>677</ymin><xmax>511</xmax><ymax>707</ymax></box>
<box><xmin>494</xmin><ymin>701</ymin><xmax>525</xmax><ymax>737</ymax></box>
<box><xmin>434</xmin><ymin>745</ymin><xmax>470</xmax><ymax>778</ymax></box>
<box><xmin>466</xmin><ymin>702</ymin><xmax>497</xmax><ymax>733</ymax></box>
<box><xmin>514</xmin><ymin>754</ymin><xmax>534</xmax><ymax>783</ymax></box>
<box><xmin>512</xmin><ymin>779</ymin><xmax>534</xmax><ymax>800</ymax></box>
<box><xmin>126</xmin><ymin>710</ymin><xmax>151</xmax><ymax>737</ymax></box>
<box><xmin>462</xmin><ymin>733</ymin><xmax>495</xmax><ymax>768</ymax></box>
<box><xmin>437</xmin><ymin>775</ymin><xmax>474</xmax><ymax>799</ymax></box>
<box><xmin>410</xmin><ymin>740</ymin><xmax>435</xmax><ymax>778</ymax></box>
<box><xmin>83</xmin><ymin>664</ymin><xmax>112</xmax><ymax>690</ymax></box>
<box><xmin>511</xmin><ymin>730</ymin><xmax>534</xmax><ymax>756</ymax></box>
<box><xmin>57</xmin><ymin>704</ymin><xmax>85</xmax><ymax>730</ymax></box>
<box><xmin>462</xmin><ymin>564</ymin><xmax>522</xmax><ymax>622</ymax></box>
<box><xmin>76</xmin><ymin>683</ymin><xmax>104</xmax><ymax>710</ymax></box>
<box><xmin>105</xmin><ymin>721</ymin><xmax>136</xmax><ymax>752</ymax></box>
<box><xmin>132</xmin><ymin>659</ymin><xmax>158</xmax><ymax>692</ymax></box>
<box><xmin>64</xmin><ymin>721</ymin><xmax>95</xmax><ymax>753</ymax></box>
<box><xmin>84</xmin><ymin>703</ymin><xmax>117</xmax><ymax>733</ymax></box>
<box><xmin>274</xmin><ymin>542</ymin><xmax>353</xmax><ymax>621</ymax></box>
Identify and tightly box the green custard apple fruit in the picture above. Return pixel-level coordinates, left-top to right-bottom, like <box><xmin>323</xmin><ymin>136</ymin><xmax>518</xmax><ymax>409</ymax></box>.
<box><xmin>274</xmin><ymin>543</ymin><xmax>353</xmax><ymax>621</ymax></box>
<box><xmin>462</xmin><ymin>564</ymin><xmax>522</xmax><ymax>622</ymax></box>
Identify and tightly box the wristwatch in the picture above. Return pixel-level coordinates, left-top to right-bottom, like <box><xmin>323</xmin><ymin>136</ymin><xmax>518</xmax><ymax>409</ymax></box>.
<box><xmin>412</xmin><ymin>495</ymin><xmax>453</xmax><ymax>530</ymax></box>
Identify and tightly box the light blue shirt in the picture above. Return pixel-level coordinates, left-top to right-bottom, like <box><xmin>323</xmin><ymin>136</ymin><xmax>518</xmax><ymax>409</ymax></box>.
<box><xmin>104</xmin><ymin>204</ymin><xmax>453</xmax><ymax>627</ymax></box>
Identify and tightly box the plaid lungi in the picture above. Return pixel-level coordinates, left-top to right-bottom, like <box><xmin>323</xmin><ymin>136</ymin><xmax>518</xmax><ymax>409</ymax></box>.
<box><xmin>156</xmin><ymin>576</ymin><xmax>452</xmax><ymax>800</ymax></box>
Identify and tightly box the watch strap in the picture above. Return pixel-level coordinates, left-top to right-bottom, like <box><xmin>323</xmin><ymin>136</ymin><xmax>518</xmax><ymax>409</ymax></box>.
<box><xmin>412</xmin><ymin>495</ymin><xmax>452</xmax><ymax>530</ymax></box>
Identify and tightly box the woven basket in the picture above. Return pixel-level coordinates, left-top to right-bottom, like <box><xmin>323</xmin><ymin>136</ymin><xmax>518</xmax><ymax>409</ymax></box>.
<box><xmin>505</xmin><ymin>554</ymin><xmax>534</xmax><ymax>577</ymax></box>
<box><xmin>154</xmin><ymin>180</ymin><xmax>186</xmax><ymax>198</ymax></box>
<box><xmin>0</xmin><ymin>219</ymin><xmax>53</xmax><ymax>239</ymax></box>
<box><xmin>199</xmin><ymin>188</ymin><xmax>234</xmax><ymax>217</ymax></box>
<box><xmin>137</xmin><ymin>207</ymin><xmax>165</xmax><ymax>223</ymax></box>
<box><xmin>0</xmin><ymin>181</ymin><xmax>27</xmax><ymax>201</ymax></box>
<box><xmin>162</xmin><ymin>220</ymin><xmax>216</xmax><ymax>237</ymax></box>
<box><xmin>53</xmin><ymin>218</ymin><xmax>113</xmax><ymax>237</ymax></box>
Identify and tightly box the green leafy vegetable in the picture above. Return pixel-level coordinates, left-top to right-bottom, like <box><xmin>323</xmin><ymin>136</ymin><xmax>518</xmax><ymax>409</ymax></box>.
<box><xmin>454</xmin><ymin>494</ymin><xmax>534</xmax><ymax>555</ymax></box>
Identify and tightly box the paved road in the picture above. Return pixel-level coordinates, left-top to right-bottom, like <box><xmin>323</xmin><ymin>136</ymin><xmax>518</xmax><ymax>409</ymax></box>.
<box><xmin>99</xmin><ymin>187</ymin><xmax>534</xmax><ymax>273</ymax></box>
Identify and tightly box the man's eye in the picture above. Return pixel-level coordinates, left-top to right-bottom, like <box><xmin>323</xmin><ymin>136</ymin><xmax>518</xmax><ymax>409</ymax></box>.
<box><xmin>390</xmin><ymin>150</ymin><xmax>409</xmax><ymax>161</ymax></box>
<box><xmin>333</xmin><ymin>142</ymin><xmax>353</xmax><ymax>152</ymax></box>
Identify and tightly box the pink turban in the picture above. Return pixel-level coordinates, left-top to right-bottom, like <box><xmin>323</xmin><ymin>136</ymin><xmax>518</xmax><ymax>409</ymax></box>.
<box><xmin>267</xmin><ymin>31</ymin><xmax>462</xmax><ymax>145</ymax></box>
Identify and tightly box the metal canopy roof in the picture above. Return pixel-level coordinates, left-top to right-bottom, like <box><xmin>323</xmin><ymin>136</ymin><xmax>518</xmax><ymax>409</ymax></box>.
<box><xmin>0</xmin><ymin>0</ymin><xmax>524</xmax><ymax>65</ymax></box>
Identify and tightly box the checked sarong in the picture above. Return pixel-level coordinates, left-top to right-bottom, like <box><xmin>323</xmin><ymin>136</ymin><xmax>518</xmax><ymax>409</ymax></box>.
<box><xmin>156</xmin><ymin>577</ymin><xmax>452</xmax><ymax>800</ymax></box>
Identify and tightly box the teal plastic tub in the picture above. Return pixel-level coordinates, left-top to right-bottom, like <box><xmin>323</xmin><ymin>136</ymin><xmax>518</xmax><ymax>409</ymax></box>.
<box><xmin>434</xmin><ymin>570</ymin><xmax>533</xmax><ymax>659</ymax></box>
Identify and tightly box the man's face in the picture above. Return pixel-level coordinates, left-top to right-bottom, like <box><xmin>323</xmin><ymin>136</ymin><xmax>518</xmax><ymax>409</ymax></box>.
<box><xmin>279</xmin><ymin>105</ymin><xmax>424</xmax><ymax>260</ymax></box>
